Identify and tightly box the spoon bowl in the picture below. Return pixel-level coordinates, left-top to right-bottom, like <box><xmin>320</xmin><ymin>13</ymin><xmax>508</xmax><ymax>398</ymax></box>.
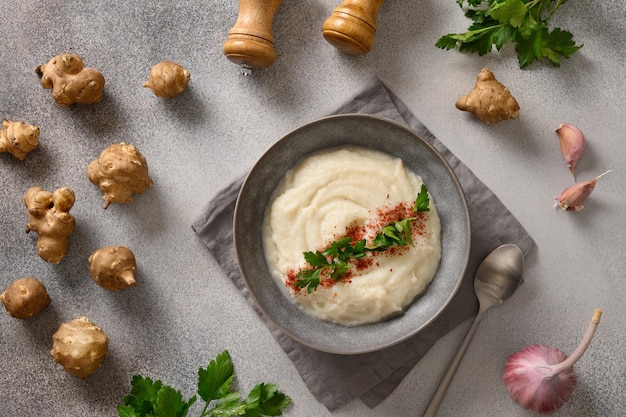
<box><xmin>474</xmin><ymin>244</ymin><xmax>525</xmax><ymax>309</ymax></box>
<box><xmin>423</xmin><ymin>244</ymin><xmax>524</xmax><ymax>417</ymax></box>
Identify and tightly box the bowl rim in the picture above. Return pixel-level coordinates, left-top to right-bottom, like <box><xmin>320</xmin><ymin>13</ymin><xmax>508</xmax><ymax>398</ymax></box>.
<box><xmin>234</xmin><ymin>113</ymin><xmax>471</xmax><ymax>354</ymax></box>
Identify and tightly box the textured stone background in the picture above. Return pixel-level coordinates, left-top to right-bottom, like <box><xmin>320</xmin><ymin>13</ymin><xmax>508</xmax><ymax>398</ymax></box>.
<box><xmin>0</xmin><ymin>1</ymin><xmax>623</xmax><ymax>416</ymax></box>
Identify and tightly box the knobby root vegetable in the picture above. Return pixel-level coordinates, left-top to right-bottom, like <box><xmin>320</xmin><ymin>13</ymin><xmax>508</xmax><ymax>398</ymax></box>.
<box><xmin>51</xmin><ymin>316</ymin><xmax>109</xmax><ymax>378</ymax></box>
<box><xmin>0</xmin><ymin>277</ymin><xmax>51</xmax><ymax>319</ymax></box>
<box><xmin>143</xmin><ymin>61</ymin><xmax>190</xmax><ymax>98</ymax></box>
<box><xmin>87</xmin><ymin>142</ymin><xmax>153</xmax><ymax>209</ymax></box>
<box><xmin>456</xmin><ymin>67</ymin><xmax>520</xmax><ymax>124</ymax></box>
<box><xmin>0</xmin><ymin>119</ymin><xmax>40</xmax><ymax>160</ymax></box>
<box><xmin>35</xmin><ymin>53</ymin><xmax>105</xmax><ymax>106</ymax></box>
<box><xmin>24</xmin><ymin>186</ymin><xmax>76</xmax><ymax>264</ymax></box>
<box><xmin>88</xmin><ymin>246</ymin><xmax>137</xmax><ymax>290</ymax></box>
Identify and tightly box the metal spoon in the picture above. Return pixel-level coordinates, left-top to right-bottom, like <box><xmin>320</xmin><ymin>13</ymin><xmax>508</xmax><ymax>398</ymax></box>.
<box><xmin>423</xmin><ymin>244</ymin><xmax>525</xmax><ymax>417</ymax></box>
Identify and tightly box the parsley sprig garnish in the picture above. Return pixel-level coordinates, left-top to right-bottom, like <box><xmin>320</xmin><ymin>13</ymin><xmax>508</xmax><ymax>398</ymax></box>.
<box><xmin>436</xmin><ymin>0</ymin><xmax>583</xmax><ymax>68</ymax></box>
<box><xmin>295</xmin><ymin>185</ymin><xmax>430</xmax><ymax>293</ymax></box>
<box><xmin>117</xmin><ymin>350</ymin><xmax>291</xmax><ymax>417</ymax></box>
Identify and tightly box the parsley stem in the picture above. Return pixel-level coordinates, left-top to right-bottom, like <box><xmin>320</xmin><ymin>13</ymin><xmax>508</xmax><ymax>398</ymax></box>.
<box><xmin>451</xmin><ymin>22</ymin><xmax>506</xmax><ymax>40</ymax></box>
<box><xmin>545</xmin><ymin>0</ymin><xmax>567</xmax><ymax>20</ymax></box>
<box><xmin>199</xmin><ymin>403</ymin><xmax>210</xmax><ymax>417</ymax></box>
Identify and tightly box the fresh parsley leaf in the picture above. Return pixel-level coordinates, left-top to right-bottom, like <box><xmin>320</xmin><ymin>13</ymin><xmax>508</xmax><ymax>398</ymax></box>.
<box><xmin>382</xmin><ymin>223</ymin><xmax>401</xmax><ymax>241</ymax></box>
<box><xmin>414</xmin><ymin>184</ymin><xmax>430</xmax><ymax>212</ymax></box>
<box><xmin>117</xmin><ymin>405</ymin><xmax>139</xmax><ymax>417</ymax></box>
<box><xmin>120</xmin><ymin>376</ymin><xmax>164</xmax><ymax>416</ymax></box>
<box><xmin>329</xmin><ymin>258</ymin><xmax>351</xmax><ymax>280</ymax></box>
<box><xmin>242</xmin><ymin>383</ymin><xmax>292</xmax><ymax>417</ymax></box>
<box><xmin>437</xmin><ymin>0</ymin><xmax>582</xmax><ymax>68</ymax></box>
<box><xmin>545</xmin><ymin>27</ymin><xmax>583</xmax><ymax>64</ymax></box>
<box><xmin>295</xmin><ymin>268</ymin><xmax>322</xmax><ymax>293</ymax></box>
<box><xmin>396</xmin><ymin>217</ymin><xmax>417</xmax><ymax>246</ymax></box>
<box><xmin>153</xmin><ymin>386</ymin><xmax>196</xmax><ymax>417</ymax></box>
<box><xmin>118</xmin><ymin>350</ymin><xmax>291</xmax><ymax>417</ymax></box>
<box><xmin>490</xmin><ymin>24</ymin><xmax>516</xmax><ymax>50</ymax></box>
<box><xmin>518</xmin><ymin>12</ymin><xmax>540</xmax><ymax>39</ymax></box>
<box><xmin>489</xmin><ymin>0</ymin><xmax>528</xmax><ymax>27</ymax></box>
<box><xmin>198</xmin><ymin>350</ymin><xmax>235</xmax><ymax>403</ymax></box>
<box><xmin>322</xmin><ymin>237</ymin><xmax>353</xmax><ymax>259</ymax></box>
<box><xmin>210</xmin><ymin>392</ymin><xmax>246</xmax><ymax>417</ymax></box>
<box><xmin>302</xmin><ymin>251</ymin><xmax>329</xmax><ymax>268</ymax></box>
<box><xmin>515</xmin><ymin>25</ymin><xmax>548</xmax><ymax>68</ymax></box>
<box><xmin>351</xmin><ymin>239</ymin><xmax>367</xmax><ymax>257</ymax></box>
<box><xmin>435</xmin><ymin>34</ymin><xmax>460</xmax><ymax>50</ymax></box>
<box><xmin>118</xmin><ymin>376</ymin><xmax>196</xmax><ymax>417</ymax></box>
<box><xmin>377</xmin><ymin>218</ymin><xmax>416</xmax><ymax>247</ymax></box>
<box><xmin>459</xmin><ymin>31</ymin><xmax>499</xmax><ymax>55</ymax></box>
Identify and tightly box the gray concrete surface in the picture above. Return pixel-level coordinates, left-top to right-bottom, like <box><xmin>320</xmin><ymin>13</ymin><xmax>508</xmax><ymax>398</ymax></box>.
<box><xmin>1</xmin><ymin>1</ymin><xmax>624</xmax><ymax>416</ymax></box>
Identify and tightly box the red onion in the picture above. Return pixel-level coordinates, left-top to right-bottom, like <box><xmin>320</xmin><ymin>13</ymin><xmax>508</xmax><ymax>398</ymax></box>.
<box><xmin>503</xmin><ymin>309</ymin><xmax>602</xmax><ymax>415</ymax></box>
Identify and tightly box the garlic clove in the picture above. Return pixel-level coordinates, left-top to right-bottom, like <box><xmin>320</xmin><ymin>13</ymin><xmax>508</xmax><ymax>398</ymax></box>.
<box><xmin>557</xmin><ymin>170</ymin><xmax>611</xmax><ymax>211</ymax></box>
<box><xmin>556</xmin><ymin>123</ymin><xmax>586</xmax><ymax>179</ymax></box>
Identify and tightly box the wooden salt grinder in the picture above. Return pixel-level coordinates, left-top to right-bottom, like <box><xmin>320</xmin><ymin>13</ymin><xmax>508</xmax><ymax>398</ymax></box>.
<box><xmin>322</xmin><ymin>0</ymin><xmax>385</xmax><ymax>55</ymax></box>
<box><xmin>223</xmin><ymin>0</ymin><xmax>284</xmax><ymax>70</ymax></box>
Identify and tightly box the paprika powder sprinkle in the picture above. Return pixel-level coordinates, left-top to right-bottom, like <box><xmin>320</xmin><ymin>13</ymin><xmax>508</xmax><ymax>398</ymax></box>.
<box><xmin>287</xmin><ymin>200</ymin><xmax>428</xmax><ymax>294</ymax></box>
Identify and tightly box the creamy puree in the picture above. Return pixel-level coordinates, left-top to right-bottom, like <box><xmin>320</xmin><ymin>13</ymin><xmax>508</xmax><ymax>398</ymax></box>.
<box><xmin>262</xmin><ymin>147</ymin><xmax>441</xmax><ymax>326</ymax></box>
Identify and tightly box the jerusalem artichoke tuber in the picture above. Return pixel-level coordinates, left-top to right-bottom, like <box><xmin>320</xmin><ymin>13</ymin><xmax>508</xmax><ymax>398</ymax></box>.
<box><xmin>87</xmin><ymin>142</ymin><xmax>153</xmax><ymax>209</ymax></box>
<box><xmin>0</xmin><ymin>119</ymin><xmax>40</xmax><ymax>160</ymax></box>
<box><xmin>35</xmin><ymin>53</ymin><xmax>105</xmax><ymax>106</ymax></box>
<box><xmin>0</xmin><ymin>277</ymin><xmax>51</xmax><ymax>319</ymax></box>
<box><xmin>50</xmin><ymin>316</ymin><xmax>109</xmax><ymax>378</ymax></box>
<box><xmin>24</xmin><ymin>186</ymin><xmax>76</xmax><ymax>264</ymax></box>
<box><xmin>88</xmin><ymin>246</ymin><xmax>137</xmax><ymax>290</ymax></box>
<box><xmin>143</xmin><ymin>61</ymin><xmax>190</xmax><ymax>98</ymax></box>
<box><xmin>456</xmin><ymin>67</ymin><xmax>520</xmax><ymax>124</ymax></box>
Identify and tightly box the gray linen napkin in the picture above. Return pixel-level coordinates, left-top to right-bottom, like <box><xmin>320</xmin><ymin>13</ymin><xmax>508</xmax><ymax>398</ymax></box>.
<box><xmin>191</xmin><ymin>77</ymin><xmax>536</xmax><ymax>410</ymax></box>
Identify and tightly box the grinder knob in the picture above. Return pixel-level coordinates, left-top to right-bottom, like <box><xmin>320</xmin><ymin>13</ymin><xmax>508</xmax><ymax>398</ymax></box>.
<box><xmin>322</xmin><ymin>0</ymin><xmax>385</xmax><ymax>55</ymax></box>
<box><xmin>223</xmin><ymin>0</ymin><xmax>284</xmax><ymax>70</ymax></box>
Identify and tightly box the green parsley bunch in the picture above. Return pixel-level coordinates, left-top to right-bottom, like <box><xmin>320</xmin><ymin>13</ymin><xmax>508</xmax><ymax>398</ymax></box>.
<box><xmin>437</xmin><ymin>0</ymin><xmax>582</xmax><ymax>68</ymax></box>
<box><xmin>117</xmin><ymin>350</ymin><xmax>291</xmax><ymax>417</ymax></box>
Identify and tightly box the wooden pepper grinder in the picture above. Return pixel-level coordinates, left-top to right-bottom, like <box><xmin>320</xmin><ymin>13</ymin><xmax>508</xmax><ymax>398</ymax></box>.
<box><xmin>223</xmin><ymin>0</ymin><xmax>284</xmax><ymax>71</ymax></box>
<box><xmin>322</xmin><ymin>0</ymin><xmax>385</xmax><ymax>55</ymax></box>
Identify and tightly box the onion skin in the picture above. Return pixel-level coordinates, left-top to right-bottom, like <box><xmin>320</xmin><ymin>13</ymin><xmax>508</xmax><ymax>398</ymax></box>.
<box><xmin>504</xmin><ymin>344</ymin><xmax>576</xmax><ymax>415</ymax></box>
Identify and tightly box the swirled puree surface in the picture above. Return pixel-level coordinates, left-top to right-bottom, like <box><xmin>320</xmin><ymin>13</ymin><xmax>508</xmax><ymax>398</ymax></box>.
<box><xmin>263</xmin><ymin>147</ymin><xmax>441</xmax><ymax>326</ymax></box>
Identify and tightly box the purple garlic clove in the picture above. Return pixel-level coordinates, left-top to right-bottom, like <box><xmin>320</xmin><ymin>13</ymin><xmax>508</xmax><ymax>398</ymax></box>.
<box><xmin>556</xmin><ymin>123</ymin><xmax>586</xmax><ymax>180</ymax></box>
<box><xmin>557</xmin><ymin>171</ymin><xmax>611</xmax><ymax>211</ymax></box>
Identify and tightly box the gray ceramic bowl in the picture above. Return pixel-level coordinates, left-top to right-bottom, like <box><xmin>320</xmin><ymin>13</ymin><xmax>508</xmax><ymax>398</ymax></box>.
<box><xmin>234</xmin><ymin>114</ymin><xmax>470</xmax><ymax>354</ymax></box>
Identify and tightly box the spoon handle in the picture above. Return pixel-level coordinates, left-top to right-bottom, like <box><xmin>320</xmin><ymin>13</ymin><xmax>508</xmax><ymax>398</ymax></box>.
<box><xmin>423</xmin><ymin>309</ymin><xmax>485</xmax><ymax>417</ymax></box>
